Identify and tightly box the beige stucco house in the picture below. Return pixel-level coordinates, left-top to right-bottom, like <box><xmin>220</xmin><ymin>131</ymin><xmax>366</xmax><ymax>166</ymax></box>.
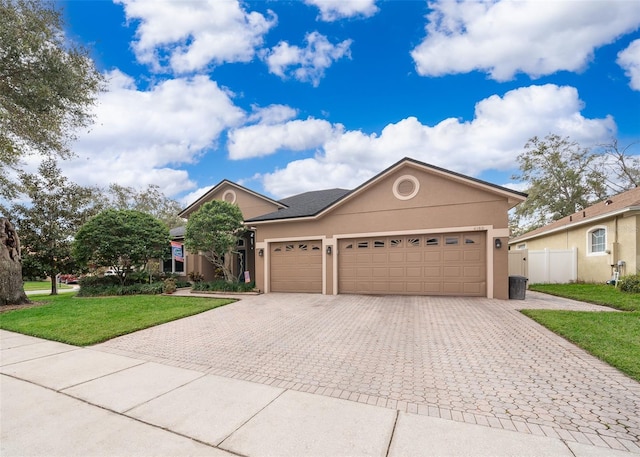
<box><xmin>173</xmin><ymin>158</ymin><xmax>526</xmax><ymax>299</ymax></box>
<box><xmin>508</xmin><ymin>187</ymin><xmax>640</xmax><ymax>282</ymax></box>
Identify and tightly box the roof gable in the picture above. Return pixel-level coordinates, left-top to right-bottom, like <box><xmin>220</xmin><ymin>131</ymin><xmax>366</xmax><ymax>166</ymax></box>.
<box><xmin>247</xmin><ymin>157</ymin><xmax>527</xmax><ymax>224</ymax></box>
<box><xmin>510</xmin><ymin>186</ymin><xmax>640</xmax><ymax>243</ymax></box>
<box><xmin>179</xmin><ymin>179</ymin><xmax>285</xmax><ymax>219</ymax></box>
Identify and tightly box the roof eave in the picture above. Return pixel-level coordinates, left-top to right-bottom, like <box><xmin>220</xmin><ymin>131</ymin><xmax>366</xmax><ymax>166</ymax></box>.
<box><xmin>509</xmin><ymin>206</ymin><xmax>640</xmax><ymax>244</ymax></box>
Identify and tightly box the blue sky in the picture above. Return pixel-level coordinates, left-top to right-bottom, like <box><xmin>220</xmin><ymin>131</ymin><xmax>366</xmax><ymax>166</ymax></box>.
<box><xmin>55</xmin><ymin>0</ymin><xmax>640</xmax><ymax>205</ymax></box>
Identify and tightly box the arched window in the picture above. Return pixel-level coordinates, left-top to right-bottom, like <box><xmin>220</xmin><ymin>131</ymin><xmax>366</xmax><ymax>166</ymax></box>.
<box><xmin>587</xmin><ymin>227</ymin><xmax>607</xmax><ymax>255</ymax></box>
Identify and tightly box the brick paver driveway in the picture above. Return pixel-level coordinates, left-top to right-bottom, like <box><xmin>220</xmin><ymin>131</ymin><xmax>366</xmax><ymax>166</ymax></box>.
<box><xmin>94</xmin><ymin>292</ymin><xmax>640</xmax><ymax>453</ymax></box>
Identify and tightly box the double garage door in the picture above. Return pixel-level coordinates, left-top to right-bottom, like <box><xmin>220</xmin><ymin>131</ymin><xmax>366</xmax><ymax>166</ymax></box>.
<box><xmin>339</xmin><ymin>232</ymin><xmax>486</xmax><ymax>296</ymax></box>
<box><xmin>270</xmin><ymin>232</ymin><xmax>486</xmax><ymax>296</ymax></box>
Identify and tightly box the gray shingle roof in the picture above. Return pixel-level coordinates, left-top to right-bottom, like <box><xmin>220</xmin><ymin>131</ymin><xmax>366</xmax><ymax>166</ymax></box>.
<box><xmin>246</xmin><ymin>188</ymin><xmax>351</xmax><ymax>222</ymax></box>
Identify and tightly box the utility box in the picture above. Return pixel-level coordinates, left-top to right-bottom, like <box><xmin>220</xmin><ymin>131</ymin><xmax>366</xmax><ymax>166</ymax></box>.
<box><xmin>509</xmin><ymin>275</ymin><xmax>528</xmax><ymax>300</ymax></box>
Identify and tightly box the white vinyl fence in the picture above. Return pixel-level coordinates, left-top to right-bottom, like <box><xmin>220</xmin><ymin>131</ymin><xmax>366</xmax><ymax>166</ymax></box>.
<box><xmin>509</xmin><ymin>248</ymin><xmax>577</xmax><ymax>284</ymax></box>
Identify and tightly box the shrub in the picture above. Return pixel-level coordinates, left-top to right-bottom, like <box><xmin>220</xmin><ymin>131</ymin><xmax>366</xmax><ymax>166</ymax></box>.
<box><xmin>188</xmin><ymin>271</ymin><xmax>205</xmax><ymax>283</ymax></box>
<box><xmin>163</xmin><ymin>278</ymin><xmax>177</xmax><ymax>294</ymax></box>
<box><xmin>77</xmin><ymin>281</ymin><xmax>165</xmax><ymax>297</ymax></box>
<box><xmin>618</xmin><ymin>273</ymin><xmax>640</xmax><ymax>294</ymax></box>
<box><xmin>192</xmin><ymin>280</ymin><xmax>255</xmax><ymax>293</ymax></box>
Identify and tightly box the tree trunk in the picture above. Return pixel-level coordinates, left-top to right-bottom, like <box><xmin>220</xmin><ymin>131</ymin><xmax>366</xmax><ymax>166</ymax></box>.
<box><xmin>0</xmin><ymin>218</ymin><xmax>30</xmax><ymax>306</ymax></box>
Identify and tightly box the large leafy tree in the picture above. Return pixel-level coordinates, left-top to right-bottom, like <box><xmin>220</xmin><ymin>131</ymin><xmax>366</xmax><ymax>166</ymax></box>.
<box><xmin>9</xmin><ymin>159</ymin><xmax>101</xmax><ymax>295</ymax></box>
<box><xmin>0</xmin><ymin>0</ymin><xmax>104</xmax><ymax>200</ymax></box>
<box><xmin>184</xmin><ymin>200</ymin><xmax>244</xmax><ymax>282</ymax></box>
<box><xmin>0</xmin><ymin>0</ymin><xmax>103</xmax><ymax>304</ymax></box>
<box><xmin>73</xmin><ymin>210</ymin><xmax>170</xmax><ymax>285</ymax></box>
<box><xmin>99</xmin><ymin>184</ymin><xmax>185</xmax><ymax>229</ymax></box>
<box><xmin>511</xmin><ymin>134</ymin><xmax>609</xmax><ymax>234</ymax></box>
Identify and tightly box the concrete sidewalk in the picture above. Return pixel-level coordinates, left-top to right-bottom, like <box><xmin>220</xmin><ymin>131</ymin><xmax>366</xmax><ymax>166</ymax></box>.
<box><xmin>1</xmin><ymin>330</ymin><xmax>636</xmax><ymax>457</ymax></box>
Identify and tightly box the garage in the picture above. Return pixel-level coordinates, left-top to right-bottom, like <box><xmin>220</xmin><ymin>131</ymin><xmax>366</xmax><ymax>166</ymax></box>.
<box><xmin>338</xmin><ymin>232</ymin><xmax>486</xmax><ymax>296</ymax></box>
<box><xmin>270</xmin><ymin>240</ymin><xmax>323</xmax><ymax>293</ymax></box>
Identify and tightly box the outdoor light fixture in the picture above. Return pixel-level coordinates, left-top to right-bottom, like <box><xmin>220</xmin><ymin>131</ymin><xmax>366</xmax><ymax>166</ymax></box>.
<box><xmin>326</xmin><ymin>246</ymin><xmax>332</xmax><ymax>255</ymax></box>
<box><xmin>494</xmin><ymin>238</ymin><xmax>502</xmax><ymax>249</ymax></box>
<box><xmin>258</xmin><ymin>248</ymin><xmax>264</xmax><ymax>257</ymax></box>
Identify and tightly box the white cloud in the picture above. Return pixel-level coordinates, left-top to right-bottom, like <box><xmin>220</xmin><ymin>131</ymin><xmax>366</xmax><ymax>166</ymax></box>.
<box><xmin>65</xmin><ymin>70</ymin><xmax>245</xmax><ymax>197</ymax></box>
<box><xmin>247</xmin><ymin>104</ymin><xmax>298</xmax><ymax>124</ymax></box>
<box><xmin>411</xmin><ymin>0</ymin><xmax>640</xmax><ymax>81</ymax></box>
<box><xmin>304</xmin><ymin>0</ymin><xmax>379</xmax><ymax>21</ymax></box>
<box><xmin>116</xmin><ymin>0</ymin><xmax>276</xmax><ymax>73</ymax></box>
<box><xmin>262</xmin><ymin>31</ymin><xmax>352</xmax><ymax>86</ymax></box>
<box><xmin>228</xmin><ymin>118</ymin><xmax>340</xmax><ymax>159</ymax></box>
<box><xmin>180</xmin><ymin>185</ymin><xmax>214</xmax><ymax>208</ymax></box>
<box><xmin>256</xmin><ymin>84</ymin><xmax>616</xmax><ymax>198</ymax></box>
<box><xmin>617</xmin><ymin>39</ymin><xmax>640</xmax><ymax>91</ymax></box>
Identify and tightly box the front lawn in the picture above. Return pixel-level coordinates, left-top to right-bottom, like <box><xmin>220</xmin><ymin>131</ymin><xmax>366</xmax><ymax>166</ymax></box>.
<box><xmin>524</xmin><ymin>283</ymin><xmax>639</xmax><ymax>382</ymax></box>
<box><xmin>0</xmin><ymin>293</ymin><xmax>234</xmax><ymax>346</ymax></box>
<box><xmin>522</xmin><ymin>309</ymin><xmax>640</xmax><ymax>382</ymax></box>
<box><xmin>529</xmin><ymin>283</ymin><xmax>640</xmax><ymax>311</ymax></box>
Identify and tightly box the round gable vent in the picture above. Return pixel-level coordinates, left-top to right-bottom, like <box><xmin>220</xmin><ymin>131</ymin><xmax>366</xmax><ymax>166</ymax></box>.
<box><xmin>393</xmin><ymin>175</ymin><xmax>420</xmax><ymax>200</ymax></box>
<box><xmin>222</xmin><ymin>190</ymin><xmax>237</xmax><ymax>204</ymax></box>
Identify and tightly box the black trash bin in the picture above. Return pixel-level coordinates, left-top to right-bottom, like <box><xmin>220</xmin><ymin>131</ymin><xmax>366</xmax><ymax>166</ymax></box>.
<box><xmin>509</xmin><ymin>275</ymin><xmax>528</xmax><ymax>300</ymax></box>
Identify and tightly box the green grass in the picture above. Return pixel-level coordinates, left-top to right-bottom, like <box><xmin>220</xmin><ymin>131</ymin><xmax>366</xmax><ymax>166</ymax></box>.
<box><xmin>0</xmin><ymin>293</ymin><xmax>234</xmax><ymax>346</ymax></box>
<box><xmin>522</xmin><ymin>309</ymin><xmax>640</xmax><ymax>382</ymax></box>
<box><xmin>524</xmin><ymin>283</ymin><xmax>639</xmax><ymax>382</ymax></box>
<box><xmin>23</xmin><ymin>281</ymin><xmax>72</xmax><ymax>291</ymax></box>
<box><xmin>529</xmin><ymin>283</ymin><xmax>640</xmax><ymax>311</ymax></box>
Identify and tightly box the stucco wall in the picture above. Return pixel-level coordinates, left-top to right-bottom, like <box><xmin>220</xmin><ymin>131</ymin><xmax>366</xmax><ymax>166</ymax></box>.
<box><xmin>511</xmin><ymin>214</ymin><xmax>638</xmax><ymax>282</ymax></box>
<box><xmin>254</xmin><ymin>165</ymin><xmax>515</xmax><ymax>299</ymax></box>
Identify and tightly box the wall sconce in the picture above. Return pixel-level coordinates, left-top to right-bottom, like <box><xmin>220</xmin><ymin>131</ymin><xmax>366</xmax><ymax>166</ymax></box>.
<box><xmin>494</xmin><ymin>238</ymin><xmax>502</xmax><ymax>249</ymax></box>
<box><xmin>326</xmin><ymin>246</ymin><xmax>332</xmax><ymax>255</ymax></box>
<box><xmin>258</xmin><ymin>248</ymin><xmax>264</xmax><ymax>257</ymax></box>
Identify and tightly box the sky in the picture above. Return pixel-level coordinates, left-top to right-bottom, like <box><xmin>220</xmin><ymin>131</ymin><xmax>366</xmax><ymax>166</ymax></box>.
<box><xmin>54</xmin><ymin>0</ymin><xmax>640</xmax><ymax>206</ymax></box>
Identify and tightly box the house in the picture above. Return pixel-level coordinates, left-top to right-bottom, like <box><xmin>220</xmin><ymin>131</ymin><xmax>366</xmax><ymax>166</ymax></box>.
<box><xmin>508</xmin><ymin>187</ymin><xmax>640</xmax><ymax>283</ymax></box>
<box><xmin>172</xmin><ymin>157</ymin><xmax>527</xmax><ymax>299</ymax></box>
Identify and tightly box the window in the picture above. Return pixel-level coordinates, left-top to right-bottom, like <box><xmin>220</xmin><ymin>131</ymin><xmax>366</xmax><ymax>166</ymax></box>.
<box><xmin>357</xmin><ymin>241</ymin><xmax>369</xmax><ymax>249</ymax></box>
<box><xmin>445</xmin><ymin>237</ymin><xmax>459</xmax><ymax>245</ymax></box>
<box><xmin>408</xmin><ymin>238</ymin><xmax>420</xmax><ymax>247</ymax></box>
<box><xmin>464</xmin><ymin>238</ymin><xmax>476</xmax><ymax>244</ymax></box>
<box><xmin>390</xmin><ymin>239</ymin><xmax>402</xmax><ymax>248</ymax></box>
<box><xmin>344</xmin><ymin>243</ymin><xmax>353</xmax><ymax>249</ymax></box>
<box><xmin>588</xmin><ymin>227</ymin><xmax>606</xmax><ymax>254</ymax></box>
<box><xmin>516</xmin><ymin>243</ymin><xmax>526</xmax><ymax>250</ymax></box>
<box><xmin>311</xmin><ymin>244</ymin><xmax>321</xmax><ymax>251</ymax></box>
<box><xmin>426</xmin><ymin>237</ymin><xmax>439</xmax><ymax>246</ymax></box>
<box><xmin>164</xmin><ymin>243</ymin><xmax>185</xmax><ymax>274</ymax></box>
<box><xmin>374</xmin><ymin>240</ymin><xmax>385</xmax><ymax>248</ymax></box>
<box><xmin>285</xmin><ymin>244</ymin><xmax>294</xmax><ymax>252</ymax></box>
<box><xmin>299</xmin><ymin>244</ymin><xmax>308</xmax><ymax>251</ymax></box>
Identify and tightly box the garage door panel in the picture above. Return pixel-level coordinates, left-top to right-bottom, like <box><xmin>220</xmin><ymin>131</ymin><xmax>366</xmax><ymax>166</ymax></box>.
<box><xmin>372</xmin><ymin>253</ymin><xmax>388</xmax><ymax>262</ymax></box>
<box><xmin>406</xmin><ymin>252</ymin><xmax>422</xmax><ymax>262</ymax></box>
<box><xmin>443</xmin><ymin>251</ymin><xmax>462</xmax><ymax>261</ymax></box>
<box><xmin>339</xmin><ymin>232</ymin><xmax>486</xmax><ymax>296</ymax></box>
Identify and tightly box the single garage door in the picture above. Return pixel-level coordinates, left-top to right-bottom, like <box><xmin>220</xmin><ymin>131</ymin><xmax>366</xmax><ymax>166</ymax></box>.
<box><xmin>270</xmin><ymin>240</ymin><xmax>322</xmax><ymax>293</ymax></box>
<box><xmin>338</xmin><ymin>232</ymin><xmax>486</xmax><ymax>296</ymax></box>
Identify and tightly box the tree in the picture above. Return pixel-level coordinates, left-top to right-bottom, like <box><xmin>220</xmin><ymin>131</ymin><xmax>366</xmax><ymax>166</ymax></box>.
<box><xmin>0</xmin><ymin>0</ymin><xmax>104</xmax><ymax>199</ymax></box>
<box><xmin>72</xmin><ymin>210</ymin><xmax>170</xmax><ymax>285</ymax></box>
<box><xmin>596</xmin><ymin>139</ymin><xmax>640</xmax><ymax>192</ymax></box>
<box><xmin>0</xmin><ymin>218</ymin><xmax>29</xmax><ymax>305</ymax></box>
<box><xmin>184</xmin><ymin>201</ymin><xmax>244</xmax><ymax>282</ymax></box>
<box><xmin>0</xmin><ymin>0</ymin><xmax>103</xmax><ymax>304</ymax></box>
<box><xmin>9</xmin><ymin>158</ymin><xmax>101</xmax><ymax>295</ymax></box>
<box><xmin>99</xmin><ymin>184</ymin><xmax>185</xmax><ymax>229</ymax></box>
<box><xmin>511</xmin><ymin>134</ymin><xmax>608</xmax><ymax>234</ymax></box>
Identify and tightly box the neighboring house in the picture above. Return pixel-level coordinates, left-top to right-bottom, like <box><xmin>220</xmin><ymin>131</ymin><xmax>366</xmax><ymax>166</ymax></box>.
<box><xmin>508</xmin><ymin>187</ymin><xmax>640</xmax><ymax>283</ymax></box>
<box><xmin>175</xmin><ymin>157</ymin><xmax>527</xmax><ymax>299</ymax></box>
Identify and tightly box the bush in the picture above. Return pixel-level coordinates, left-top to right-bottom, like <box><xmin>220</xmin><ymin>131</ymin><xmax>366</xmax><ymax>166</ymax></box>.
<box><xmin>192</xmin><ymin>280</ymin><xmax>256</xmax><ymax>293</ymax></box>
<box><xmin>77</xmin><ymin>281</ymin><xmax>165</xmax><ymax>297</ymax></box>
<box><xmin>618</xmin><ymin>273</ymin><xmax>640</xmax><ymax>294</ymax></box>
<box><xmin>163</xmin><ymin>278</ymin><xmax>177</xmax><ymax>294</ymax></box>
